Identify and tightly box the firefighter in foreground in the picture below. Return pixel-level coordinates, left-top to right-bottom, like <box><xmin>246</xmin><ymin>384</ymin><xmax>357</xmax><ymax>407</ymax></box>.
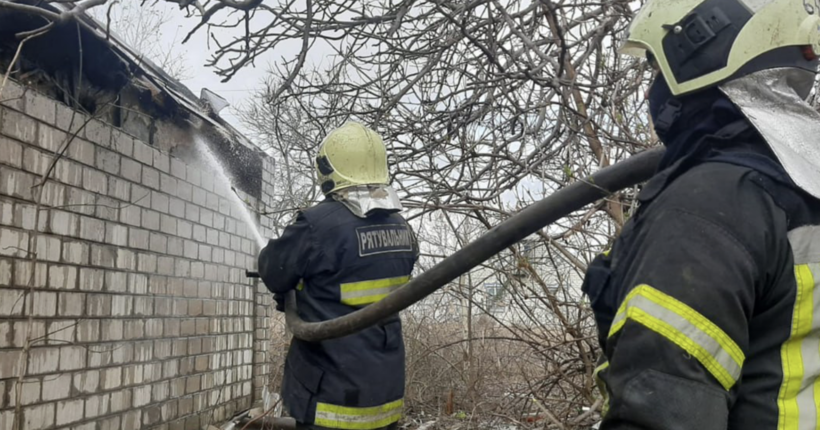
<box><xmin>582</xmin><ymin>0</ymin><xmax>820</xmax><ymax>428</ymax></box>
<box><xmin>258</xmin><ymin>123</ymin><xmax>418</xmax><ymax>430</ymax></box>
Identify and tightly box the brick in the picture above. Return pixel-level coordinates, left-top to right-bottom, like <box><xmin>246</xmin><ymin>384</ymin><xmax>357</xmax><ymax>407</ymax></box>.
<box><xmin>49</xmin><ymin>265</ymin><xmax>78</xmax><ymax>289</ymax></box>
<box><xmin>112</xmin><ymin>295</ymin><xmax>133</xmax><ymax>316</ymax></box>
<box><xmin>0</xmin><ymin>258</ymin><xmax>10</xmax><ymax>285</ymax></box>
<box><xmin>128</xmin><ymin>273</ymin><xmax>148</xmax><ymax>294</ymax></box>
<box><xmin>74</xmin><ymin>369</ymin><xmax>101</xmax><ymax>394</ymax></box>
<box><xmin>186</xmin><ymin>164</ymin><xmax>201</xmax><ymax>186</ymax></box>
<box><xmin>175</xmin><ymin>259</ymin><xmax>191</xmax><ymax>277</ymax></box>
<box><xmin>85</xmin><ymin>119</ymin><xmax>111</xmax><ymax>146</ymax></box>
<box><xmin>0</xmin><ymin>166</ymin><xmax>36</xmax><ymax>200</ymax></box>
<box><xmin>117</xmin><ymin>248</ymin><xmax>136</xmax><ymax>270</ymax></box>
<box><xmin>31</xmin><ymin>290</ymin><xmax>57</xmax><ymax>317</ymax></box>
<box><xmin>143</xmin><ymin>405</ymin><xmax>162</xmax><ymax>426</ymax></box>
<box><xmin>79</xmin><ymin>216</ymin><xmax>105</xmax><ymax>241</ymax></box>
<box><xmin>49</xmin><ymin>209</ymin><xmax>78</xmax><ymax>236</ymax></box>
<box><xmin>207</xmin><ymin>228</ymin><xmax>219</xmax><ymax>245</ymax></box>
<box><xmin>134</xmin><ymin>140</ymin><xmax>154</xmax><ymax>165</ymax></box>
<box><xmin>167</xmin><ymin>237</ymin><xmax>183</xmax><ymax>256</ymax></box>
<box><xmin>120</xmin><ymin>204</ymin><xmax>141</xmax><ymax>226</ymax></box>
<box><xmin>38</xmin><ymin>122</ymin><xmax>68</xmax><ymax>152</ymax></box>
<box><xmin>153</xmin><ymin>150</ymin><xmax>170</xmax><ymax>173</ymax></box>
<box><xmin>143</xmin><ymin>166</ymin><xmax>160</xmax><ymax>190</ymax></box>
<box><xmin>123</xmin><ymin>410</ymin><xmax>141</xmax><ymax>430</ymax></box>
<box><xmin>10</xmin><ymin>377</ymin><xmax>40</xmax><ymax>405</ymax></box>
<box><xmin>77</xmin><ymin>320</ymin><xmax>99</xmax><ymax>343</ymax></box>
<box><xmin>77</xmin><ymin>268</ymin><xmax>104</xmax><ymax>293</ymax></box>
<box><xmin>23</xmin><ymin>402</ymin><xmax>55</xmax><ymax>429</ymax></box>
<box><xmin>129</xmin><ymin>227</ymin><xmax>149</xmax><ymax>249</ymax></box>
<box><xmin>103</xmin><ymin>319</ymin><xmax>123</xmax><ymax>342</ymax></box>
<box><xmin>108</xmin><ymin>175</ymin><xmax>130</xmax><ymax>201</ymax></box>
<box><xmin>112</xmin><ymin>342</ymin><xmax>133</xmax><ymax>365</ymax></box>
<box><xmin>99</xmin><ymin>415</ymin><xmax>121</xmax><ymax>430</ymax></box>
<box><xmin>56</xmin><ymin>398</ymin><xmax>85</xmax><ymax>426</ymax></box>
<box><xmin>112</xmin><ymin>130</ymin><xmax>134</xmax><ymax>157</ymax></box>
<box><xmin>86</xmin><ymin>294</ymin><xmax>112</xmax><ymax>317</ymax></box>
<box><xmin>192</xmin><ymin>225</ymin><xmax>206</xmax><ymax>243</ymax></box>
<box><xmin>177</xmin><ymin>220</ymin><xmax>192</xmax><ymax>239</ymax></box>
<box><xmin>192</xmin><ymin>186</ymin><xmax>207</xmax><ymax>206</ymax></box>
<box><xmin>90</xmin><ymin>244</ymin><xmax>116</xmax><ymax>268</ymax></box>
<box><xmin>137</xmin><ymin>252</ymin><xmax>157</xmax><ymax>273</ymax></box>
<box><xmin>60</xmin><ymin>345</ymin><xmax>86</xmax><ymax>371</ymax></box>
<box><xmin>131</xmin><ymin>183</ymin><xmax>152</xmax><ymax>208</ymax></box>
<box><xmin>157</xmin><ymin>256</ymin><xmax>174</xmax><ymax>275</ymax></box>
<box><xmin>35</xmin><ymin>234</ymin><xmax>61</xmax><ymax>262</ymax></box>
<box><xmin>104</xmin><ymin>222</ymin><xmax>128</xmax><ymax>246</ymax></box>
<box><xmin>178</xmin><ymin>180</ymin><xmax>193</xmax><ymax>201</ymax></box>
<box><xmin>213</xmin><ymin>212</ymin><xmax>225</xmax><ymax>230</ymax></box>
<box><xmin>46</xmin><ymin>320</ymin><xmax>75</xmax><ymax>345</ymax></box>
<box><xmin>121</xmin><ymin>157</ymin><xmax>142</xmax><ymax>183</ymax></box>
<box><xmin>67</xmin><ymin>138</ymin><xmax>95</xmax><ymax>166</ymax></box>
<box><xmin>95</xmin><ymin>195</ymin><xmax>120</xmax><ymax>222</ymax></box>
<box><xmin>160</xmin><ymin>173</ymin><xmax>177</xmax><ymax>195</ymax></box>
<box><xmin>58</xmin><ymin>292</ymin><xmax>85</xmax><ymax>316</ymax></box>
<box><xmin>105</xmin><ymin>271</ymin><xmax>127</xmax><ymax>293</ymax></box>
<box><xmin>152</xmin><ymin>190</ymin><xmax>170</xmax><ymax>213</ymax></box>
<box><xmin>206</xmin><ymin>192</ymin><xmax>219</xmax><ymax>209</ymax></box>
<box><xmin>0</xmin><ymin>79</ymin><xmax>25</xmax><ymax>110</ymax></box>
<box><xmin>185</xmin><ymin>203</ymin><xmax>200</xmax><ymax>223</ymax></box>
<box><xmin>28</xmin><ymin>346</ymin><xmax>60</xmax><ymax>374</ymax></box>
<box><xmin>103</xmin><ymin>367</ymin><xmax>123</xmax><ymax>390</ymax></box>
<box><xmin>41</xmin><ymin>372</ymin><xmax>72</xmax><ymax>402</ymax></box>
<box><xmin>23</xmin><ymin>145</ymin><xmax>50</xmax><ymax>176</ymax></box>
<box><xmin>14</xmin><ymin>261</ymin><xmax>48</xmax><ymax>287</ymax></box>
<box><xmin>0</xmin><ymin>136</ymin><xmax>23</xmax><ymax>169</ymax></box>
<box><xmin>141</xmin><ymin>208</ymin><xmax>159</xmax><ymax>230</ymax></box>
<box><xmin>191</xmin><ymin>262</ymin><xmax>204</xmax><ymax>279</ymax></box>
<box><xmin>134</xmin><ymin>296</ymin><xmax>153</xmax><ymax>316</ymax></box>
<box><xmin>82</xmin><ymin>167</ymin><xmax>107</xmax><ymax>194</ymax></box>
<box><xmin>110</xmin><ymin>389</ymin><xmax>132</xmax><ymax>413</ymax></box>
<box><xmin>133</xmin><ymin>384</ymin><xmax>152</xmax><ymax>407</ymax></box>
<box><xmin>62</xmin><ymin>240</ymin><xmax>90</xmax><ymax>264</ymax></box>
<box><xmin>25</xmin><ymin>90</ymin><xmax>57</xmax><ymax>123</ymax></box>
<box><xmin>96</xmin><ymin>146</ymin><xmax>120</xmax><ymax>174</ymax></box>
<box><xmin>149</xmin><ymin>232</ymin><xmax>168</xmax><ymax>253</ymax></box>
<box><xmin>170</xmin><ymin>157</ymin><xmax>186</xmax><ymax>179</ymax></box>
<box><xmin>1</xmin><ymin>108</ymin><xmax>37</xmax><ymax>143</ymax></box>
<box><xmin>40</xmin><ymin>181</ymin><xmax>66</xmax><ymax>208</ymax></box>
<box><xmin>54</xmin><ymin>158</ymin><xmax>83</xmax><ymax>187</ymax></box>
<box><xmin>160</xmin><ymin>214</ymin><xmax>177</xmax><ymax>235</ymax></box>
<box><xmin>65</xmin><ymin>186</ymin><xmax>95</xmax><ymax>216</ymax></box>
<box><xmin>85</xmin><ymin>393</ymin><xmax>111</xmax><ymax>418</ymax></box>
<box><xmin>146</xmin><ymin>319</ymin><xmax>162</xmax><ymax>337</ymax></box>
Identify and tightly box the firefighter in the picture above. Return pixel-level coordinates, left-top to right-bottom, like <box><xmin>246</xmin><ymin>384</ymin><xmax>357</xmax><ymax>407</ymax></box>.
<box><xmin>581</xmin><ymin>1</ymin><xmax>820</xmax><ymax>428</ymax></box>
<box><xmin>258</xmin><ymin>122</ymin><xmax>417</xmax><ymax>430</ymax></box>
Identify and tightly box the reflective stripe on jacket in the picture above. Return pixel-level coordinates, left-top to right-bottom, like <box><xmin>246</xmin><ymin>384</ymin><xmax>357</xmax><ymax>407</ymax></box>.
<box><xmin>258</xmin><ymin>199</ymin><xmax>418</xmax><ymax>428</ymax></box>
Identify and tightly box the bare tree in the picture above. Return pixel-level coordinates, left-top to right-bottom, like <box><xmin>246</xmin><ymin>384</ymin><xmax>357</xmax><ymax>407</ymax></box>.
<box><xmin>89</xmin><ymin>0</ymin><xmax>192</xmax><ymax>80</ymax></box>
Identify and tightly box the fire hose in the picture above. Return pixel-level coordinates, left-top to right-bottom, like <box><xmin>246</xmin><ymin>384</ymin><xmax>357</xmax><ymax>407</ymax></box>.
<box><xmin>248</xmin><ymin>147</ymin><xmax>664</xmax><ymax>342</ymax></box>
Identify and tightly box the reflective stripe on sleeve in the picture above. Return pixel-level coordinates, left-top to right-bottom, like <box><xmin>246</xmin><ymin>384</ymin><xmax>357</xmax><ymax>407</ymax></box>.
<box><xmin>340</xmin><ymin>276</ymin><xmax>410</xmax><ymax>306</ymax></box>
<box><xmin>314</xmin><ymin>399</ymin><xmax>403</xmax><ymax>430</ymax></box>
<box><xmin>608</xmin><ymin>284</ymin><xmax>745</xmax><ymax>391</ymax></box>
<box><xmin>593</xmin><ymin>361</ymin><xmax>610</xmax><ymax>417</ymax></box>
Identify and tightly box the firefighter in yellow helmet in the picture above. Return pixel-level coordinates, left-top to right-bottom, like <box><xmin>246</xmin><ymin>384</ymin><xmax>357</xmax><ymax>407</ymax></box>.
<box><xmin>258</xmin><ymin>122</ymin><xmax>418</xmax><ymax>430</ymax></box>
<box><xmin>581</xmin><ymin>0</ymin><xmax>820</xmax><ymax>428</ymax></box>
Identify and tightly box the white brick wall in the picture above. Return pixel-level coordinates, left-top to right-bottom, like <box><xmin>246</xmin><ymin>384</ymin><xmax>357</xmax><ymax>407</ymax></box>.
<box><xmin>0</xmin><ymin>80</ymin><xmax>265</xmax><ymax>429</ymax></box>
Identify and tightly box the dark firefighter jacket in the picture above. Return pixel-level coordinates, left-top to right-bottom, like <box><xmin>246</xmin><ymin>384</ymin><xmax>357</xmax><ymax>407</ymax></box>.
<box><xmin>582</xmin><ymin>120</ymin><xmax>820</xmax><ymax>429</ymax></box>
<box><xmin>258</xmin><ymin>198</ymin><xmax>418</xmax><ymax>429</ymax></box>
